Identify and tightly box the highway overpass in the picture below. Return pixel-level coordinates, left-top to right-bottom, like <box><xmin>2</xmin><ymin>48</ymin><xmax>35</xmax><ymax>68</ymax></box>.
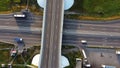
<box><xmin>39</xmin><ymin>0</ymin><xmax>64</xmax><ymax>68</ymax></box>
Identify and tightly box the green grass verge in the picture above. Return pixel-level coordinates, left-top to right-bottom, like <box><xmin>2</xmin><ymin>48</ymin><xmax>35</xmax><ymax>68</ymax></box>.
<box><xmin>1</xmin><ymin>0</ymin><xmax>120</xmax><ymax>20</ymax></box>
<box><xmin>62</xmin><ymin>45</ymin><xmax>83</xmax><ymax>68</ymax></box>
<box><xmin>0</xmin><ymin>0</ymin><xmax>11</xmax><ymax>11</ymax></box>
<box><xmin>0</xmin><ymin>42</ymin><xmax>14</xmax><ymax>64</ymax></box>
<box><xmin>0</xmin><ymin>0</ymin><xmax>43</xmax><ymax>14</ymax></box>
<box><xmin>63</xmin><ymin>51</ymin><xmax>83</xmax><ymax>68</ymax></box>
<box><xmin>62</xmin><ymin>45</ymin><xmax>76</xmax><ymax>49</ymax></box>
<box><xmin>0</xmin><ymin>50</ymin><xmax>10</xmax><ymax>63</ymax></box>
<box><xmin>0</xmin><ymin>42</ymin><xmax>40</xmax><ymax>68</ymax></box>
<box><xmin>68</xmin><ymin>0</ymin><xmax>120</xmax><ymax>19</ymax></box>
<box><xmin>71</xmin><ymin>0</ymin><xmax>120</xmax><ymax>16</ymax></box>
<box><xmin>0</xmin><ymin>42</ymin><xmax>83</xmax><ymax>68</ymax></box>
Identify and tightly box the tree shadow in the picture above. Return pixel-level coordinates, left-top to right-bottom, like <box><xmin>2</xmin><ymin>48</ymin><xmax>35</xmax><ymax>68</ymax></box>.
<box><xmin>69</xmin><ymin>0</ymin><xmax>84</xmax><ymax>13</ymax></box>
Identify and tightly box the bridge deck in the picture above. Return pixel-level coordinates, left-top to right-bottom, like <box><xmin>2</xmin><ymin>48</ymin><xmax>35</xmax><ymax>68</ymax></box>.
<box><xmin>39</xmin><ymin>0</ymin><xmax>64</xmax><ymax>68</ymax></box>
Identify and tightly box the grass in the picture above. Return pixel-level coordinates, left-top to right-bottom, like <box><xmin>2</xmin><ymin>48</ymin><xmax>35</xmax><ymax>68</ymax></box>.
<box><xmin>0</xmin><ymin>42</ymin><xmax>40</xmax><ymax>68</ymax></box>
<box><xmin>70</xmin><ymin>0</ymin><xmax>120</xmax><ymax>16</ymax></box>
<box><xmin>0</xmin><ymin>42</ymin><xmax>83</xmax><ymax>68</ymax></box>
<box><xmin>0</xmin><ymin>0</ymin><xmax>11</xmax><ymax>11</ymax></box>
<box><xmin>0</xmin><ymin>42</ymin><xmax>14</xmax><ymax>64</ymax></box>
<box><xmin>13</xmin><ymin>46</ymin><xmax>40</xmax><ymax>64</ymax></box>
<box><xmin>62</xmin><ymin>45</ymin><xmax>76</xmax><ymax>49</ymax></box>
<box><xmin>0</xmin><ymin>50</ymin><xmax>10</xmax><ymax>63</ymax></box>
<box><xmin>0</xmin><ymin>0</ymin><xmax>43</xmax><ymax>15</ymax></box>
<box><xmin>62</xmin><ymin>45</ymin><xmax>83</xmax><ymax>68</ymax></box>
<box><xmin>66</xmin><ymin>0</ymin><xmax>120</xmax><ymax>20</ymax></box>
<box><xmin>65</xmin><ymin>14</ymin><xmax>120</xmax><ymax>20</ymax></box>
<box><xmin>63</xmin><ymin>51</ymin><xmax>83</xmax><ymax>68</ymax></box>
<box><xmin>1</xmin><ymin>0</ymin><xmax>120</xmax><ymax>20</ymax></box>
<box><xmin>0</xmin><ymin>42</ymin><xmax>13</xmax><ymax>48</ymax></box>
<box><xmin>13</xmin><ymin>0</ymin><xmax>21</xmax><ymax>3</ymax></box>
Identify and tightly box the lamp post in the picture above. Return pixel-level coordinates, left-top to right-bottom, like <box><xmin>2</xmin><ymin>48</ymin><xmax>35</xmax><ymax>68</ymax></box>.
<box><xmin>26</xmin><ymin>0</ymin><xmax>29</xmax><ymax>10</ymax></box>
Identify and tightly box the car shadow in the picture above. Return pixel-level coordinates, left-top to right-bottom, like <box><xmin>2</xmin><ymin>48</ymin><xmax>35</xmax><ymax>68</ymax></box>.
<box><xmin>117</xmin><ymin>54</ymin><xmax>120</xmax><ymax>65</ymax></box>
<box><xmin>14</xmin><ymin>11</ymin><xmax>35</xmax><ymax>34</ymax></box>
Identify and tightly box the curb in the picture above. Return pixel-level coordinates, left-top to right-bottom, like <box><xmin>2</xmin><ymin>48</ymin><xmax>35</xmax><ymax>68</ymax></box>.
<box><xmin>87</xmin><ymin>45</ymin><xmax>120</xmax><ymax>49</ymax></box>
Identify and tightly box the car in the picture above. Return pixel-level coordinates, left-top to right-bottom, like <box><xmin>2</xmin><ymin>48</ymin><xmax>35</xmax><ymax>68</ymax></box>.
<box><xmin>101</xmin><ymin>65</ymin><xmax>116</xmax><ymax>68</ymax></box>
<box><xmin>85</xmin><ymin>64</ymin><xmax>91</xmax><ymax>68</ymax></box>
<box><xmin>83</xmin><ymin>59</ymin><xmax>91</xmax><ymax>68</ymax></box>
<box><xmin>81</xmin><ymin>40</ymin><xmax>87</xmax><ymax>44</ymax></box>
<box><xmin>14</xmin><ymin>37</ymin><xmax>25</xmax><ymax>46</ymax></box>
<box><xmin>13</xmin><ymin>12</ymin><xmax>26</xmax><ymax>18</ymax></box>
<box><xmin>14</xmin><ymin>37</ymin><xmax>23</xmax><ymax>43</ymax></box>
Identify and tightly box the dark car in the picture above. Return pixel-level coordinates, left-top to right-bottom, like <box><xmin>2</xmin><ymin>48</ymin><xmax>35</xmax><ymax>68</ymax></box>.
<box><xmin>14</xmin><ymin>37</ymin><xmax>25</xmax><ymax>46</ymax></box>
<box><xmin>14</xmin><ymin>37</ymin><xmax>23</xmax><ymax>43</ymax></box>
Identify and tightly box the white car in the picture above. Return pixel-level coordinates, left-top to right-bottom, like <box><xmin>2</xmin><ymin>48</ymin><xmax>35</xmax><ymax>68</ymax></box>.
<box><xmin>14</xmin><ymin>14</ymin><xmax>25</xmax><ymax>18</ymax></box>
<box><xmin>81</xmin><ymin>40</ymin><xmax>87</xmax><ymax>44</ymax></box>
<box><xmin>13</xmin><ymin>12</ymin><xmax>26</xmax><ymax>18</ymax></box>
<box><xmin>101</xmin><ymin>65</ymin><xmax>116</xmax><ymax>68</ymax></box>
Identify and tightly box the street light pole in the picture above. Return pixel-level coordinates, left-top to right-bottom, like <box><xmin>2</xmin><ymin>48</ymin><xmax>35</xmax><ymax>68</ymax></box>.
<box><xmin>26</xmin><ymin>0</ymin><xmax>29</xmax><ymax>10</ymax></box>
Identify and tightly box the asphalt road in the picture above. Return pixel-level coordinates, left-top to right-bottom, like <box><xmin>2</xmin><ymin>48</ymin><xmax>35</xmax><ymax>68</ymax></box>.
<box><xmin>64</xmin><ymin>20</ymin><xmax>120</xmax><ymax>33</ymax></box>
<box><xmin>0</xmin><ymin>12</ymin><xmax>42</xmax><ymax>47</ymax></box>
<box><xmin>62</xmin><ymin>34</ymin><xmax>120</xmax><ymax>47</ymax></box>
<box><xmin>1</xmin><ymin>14</ymin><xmax>120</xmax><ymax>47</ymax></box>
<box><xmin>1</xmin><ymin>12</ymin><xmax>120</xmax><ymax>68</ymax></box>
<box><xmin>0</xmin><ymin>29</ymin><xmax>40</xmax><ymax>46</ymax></box>
<box><xmin>39</xmin><ymin>0</ymin><xmax>64</xmax><ymax>68</ymax></box>
<box><xmin>1</xmin><ymin>28</ymin><xmax>120</xmax><ymax>48</ymax></box>
<box><xmin>1</xmin><ymin>8</ymin><xmax>120</xmax><ymax>47</ymax></box>
<box><xmin>0</xmin><ymin>13</ymin><xmax>42</xmax><ymax>27</ymax></box>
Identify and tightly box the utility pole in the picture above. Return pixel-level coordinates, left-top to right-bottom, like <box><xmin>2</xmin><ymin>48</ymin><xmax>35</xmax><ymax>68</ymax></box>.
<box><xmin>26</xmin><ymin>0</ymin><xmax>29</xmax><ymax>10</ymax></box>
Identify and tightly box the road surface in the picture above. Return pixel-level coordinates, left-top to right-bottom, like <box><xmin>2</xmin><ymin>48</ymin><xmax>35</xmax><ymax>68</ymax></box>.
<box><xmin>0</xmin><ymin>12</ymin><xmax>42</xmax><ymax>47</ymax></box>
<box><xmin>1</xmin><ymin>12</ymin><xmax>120</xmax><ymax>47</ymax></box>
<box><xmin>39</xmin><ymin>0</ymin><xmax>64</xmax><ymax>68</ymax></box>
